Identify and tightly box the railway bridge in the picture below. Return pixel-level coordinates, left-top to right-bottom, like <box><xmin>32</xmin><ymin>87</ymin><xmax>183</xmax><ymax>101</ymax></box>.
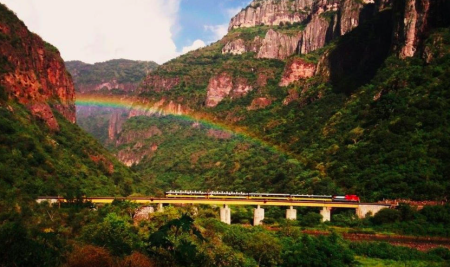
<box><xmin>37</xmin><ymin>196</ymin><xmax>391</xmax><ymax>225</ymax></box>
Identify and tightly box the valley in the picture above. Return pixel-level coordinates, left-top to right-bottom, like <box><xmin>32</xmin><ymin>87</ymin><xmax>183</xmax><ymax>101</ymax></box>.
<box><xmin>1</xmin><ymin>0</ymin><xmax>450</xmax><ymax>266</ymax></box>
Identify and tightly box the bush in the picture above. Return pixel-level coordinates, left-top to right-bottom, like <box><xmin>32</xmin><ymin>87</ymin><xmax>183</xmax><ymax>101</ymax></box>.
<box><xmin>371</xmin><ymin>208</ymin><xmax>401</xmax><ymax>225</ymax></box>
<box><xmin>65</xmin><ymin>245</ymin><xmax>113</xmax><ymax>267</ymax></box>
<box><xmin>282</xmin><ymin>233</ymin><xmax>355</xmax><ymax>267</ymax></box>
<box><xmin>299</xmin><ymin>212</ymin><xmax>322</xmax><ymax>227</ymax></box>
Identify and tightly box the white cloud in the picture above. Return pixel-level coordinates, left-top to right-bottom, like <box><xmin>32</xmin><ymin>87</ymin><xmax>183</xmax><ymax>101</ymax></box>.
<box><xmin>204</xmin><ymin>24</ymin><xmax>228</xmax><ymax>41</ymax></box>
<box><xmin>1</xmin><ymin>0</ymin><xmax>181</xmax><ymax>64</ymax></box>
<box><xmin>181</xmin><ymin>39</ymin><xmax>206</xmax><ymax>54</ymax></box>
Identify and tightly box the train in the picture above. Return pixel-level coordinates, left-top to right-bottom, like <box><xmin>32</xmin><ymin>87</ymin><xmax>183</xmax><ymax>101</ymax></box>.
<box><xmin>165</xmin><ymin>190</ymin><xmax>360</xmax><ymax>202</ymax></box>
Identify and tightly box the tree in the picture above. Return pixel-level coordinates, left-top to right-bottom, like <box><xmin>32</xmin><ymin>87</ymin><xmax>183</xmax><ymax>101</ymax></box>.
<box><xmin>147</xmin><ymin>214</ymin><xmax>205</xmax><ymax>266</ymax></box>
<box><xmin>371</xmin><ymin>208</ymin><xmax>401</xmax><ymax>225</ymax></box>
<box><xmin>81</xmin><ymin>212</ymin><xmax>140</xmax><ymax>256</ymax></box>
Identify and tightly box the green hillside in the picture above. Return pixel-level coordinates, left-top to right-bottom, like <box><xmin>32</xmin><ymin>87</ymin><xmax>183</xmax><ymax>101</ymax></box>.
<box><xmin>0</xmin><ymin>102</ymin><xmax>141</xmax><ymax>199</ymax></box>
<box><xmin>66</xmin><ymin>59</ymin><xmax>158</xmax><ymax>91</ymax></box>
<box><xmin>130</xmin><ymin>10</ymin><xmax>450</xmax><ymax>201</ymax></box>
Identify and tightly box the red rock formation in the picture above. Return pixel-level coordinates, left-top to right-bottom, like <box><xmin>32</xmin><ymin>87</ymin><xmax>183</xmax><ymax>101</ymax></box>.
<box><xmin>206</xmin><ymin>72</ymin><xmax>234</xmax><ymax>107</ymax></box>
<box><xmin>248</xmin><ymin>97</ymin><xmax>272</xmax><ymax>110</ymax></box>
<box><xmin>279</xmin><ymin>58</ymin><xmax>316</xmax><ymax>86</ymax></box>
<box><xmin>206</xmin><ymin>73</ymin><xmax>253</xmax><ymax>107</ymax></box>
<box><xmin>283</xmin><ymin>89</ymin><xmax>300</xmax><ymax>105</ymax></box>
<box><xmin>89</xmin><ymin>154</ymin><xmax>114</xmax><ymax>174</ymax></box>
<box><xmin>231</xmin><ymin>78</ymin><xmax>253</xmax><ymax>98</ymax></box>
<box><xmin>0</xmin><ymin>6</ymin><xmax>75</xmax><ymax>130</ymax></box>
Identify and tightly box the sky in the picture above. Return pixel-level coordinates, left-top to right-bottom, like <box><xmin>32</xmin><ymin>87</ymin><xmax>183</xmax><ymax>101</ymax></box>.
<box><xmin>1</xmin><ymin>0</ymin><xmax>251</xmax><ymax>64</ymax></box>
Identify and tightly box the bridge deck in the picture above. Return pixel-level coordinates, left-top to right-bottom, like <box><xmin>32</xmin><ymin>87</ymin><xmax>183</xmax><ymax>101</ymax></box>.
<box><xmin>37</xmin><ymin>197</ymin><xmax>390</xmax><ymax>209</ymax></box>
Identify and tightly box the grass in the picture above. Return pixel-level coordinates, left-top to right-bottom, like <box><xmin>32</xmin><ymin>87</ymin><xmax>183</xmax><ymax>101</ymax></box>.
<box><xmin>355</xmin><ymin>256</ymin><xmax>445</xmax><ymax>267</ymax></box>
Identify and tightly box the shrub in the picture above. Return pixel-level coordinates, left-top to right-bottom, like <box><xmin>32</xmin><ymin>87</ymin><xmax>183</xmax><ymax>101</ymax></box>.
<box><xmin>65</xmin><ymin>245</ymin><xmax>113</xmax><ymax>267</ymax></box>
<box><xmin>371</xmin><ymin>208</ymin><xmax>401</xmax><ymax>225</ymax></box>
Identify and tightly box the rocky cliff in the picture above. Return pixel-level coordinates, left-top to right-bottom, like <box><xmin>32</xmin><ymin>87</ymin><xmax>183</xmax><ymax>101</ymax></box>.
<box><xmin>0</xmin><ymin>5</ymin><xmax>75</xmax><ymax>130</ymax></box>
<box><xmin>229</xmin><ymin>0</ymin><xmax>314</xmax><ymax>30</ymax></box>
<box><xmin>392</xmin><ymin>0</ymin><xmax>450</xmax><ymax>59</ymax></box>
<box><xmin>257</xmin><ymin>29</ymin><xmax>301</xmax><ymax>59</ymax></box>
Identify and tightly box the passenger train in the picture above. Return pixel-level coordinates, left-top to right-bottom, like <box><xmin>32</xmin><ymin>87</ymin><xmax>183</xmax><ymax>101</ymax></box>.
<box><xmin>165</xmin><ymin>190</ymin><xmax>360</xmax><ymax>202</ymax></box>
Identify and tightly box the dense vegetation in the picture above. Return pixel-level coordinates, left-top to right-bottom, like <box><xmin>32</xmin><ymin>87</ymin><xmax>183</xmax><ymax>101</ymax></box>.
<box><xmin>0</xmin><ymin>102</ymin><xmax>140</xmax><ymax>198</ymax></box>
<box><xmin>66</xmin><ymin>59</ymin><xmax>158</xmax><ymax>91</ymax></box>
<box><xmin>120</xmin><ymin>115</ymin><xmax>339</xmax><ymax>196</ymax></box>
<box><xmin>2</xmin><ymin>201</ymin><xmax>449</xmax><ymax>267</ymax></box>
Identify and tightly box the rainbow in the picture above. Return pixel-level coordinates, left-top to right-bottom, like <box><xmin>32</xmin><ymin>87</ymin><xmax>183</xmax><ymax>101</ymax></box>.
<box><xmin>75</xmin><ymin>94</ymin><xmax>295</xmax><ymax>158</ymax></box>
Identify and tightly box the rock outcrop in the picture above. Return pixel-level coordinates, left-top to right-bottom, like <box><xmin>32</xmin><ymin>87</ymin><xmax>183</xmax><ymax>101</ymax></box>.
<box><xmin>222</xmin><ymin>39</ymin><xmax>248</xmax><ymax>55</ymax></box>
<box><xmin>229</xmin><ymin>0</ymin><xmax>313</xmax><ymax>30</ymax></box>
<box><xmin>298</xmin><ymin>14</ymin><xmax>337</xmax><ymax>55</ymax></box>
<box><xmin>0</xmin><ymin>5</ymin><xmax>75</xmax><ymax>130</ymax></box>
<box><xmin>206</xmin><ymin>72</ymin><xmax>253</xmax><ymax>107</ymax></box>
<box><xmin>257</xmin><ymin>29</ymin><xmax>301</xmax><ymax>60</ymax></box>
<box><xmin>390</xmin><ymin>0</ymin><xmax>450</xmax><ymax>59</ymax></box>
<box><xmin>279</xmin><ymin>58</ymin><xmax>316</xmax><ymax>86</ymax></box>
<box><xmin>226</xmin><ymin>0</ymin><xmax>390</xmax><ymax>60</ymax></box>
<box><xmin>248</xmin><ymin>97</ymin><xmax>272</xmax><ymax>110</ymax></box>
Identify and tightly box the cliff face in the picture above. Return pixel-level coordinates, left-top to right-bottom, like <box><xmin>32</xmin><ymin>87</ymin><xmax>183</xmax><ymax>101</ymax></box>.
<box><xmin>229</xmin><ymin>0</ymin><xmax>315</xmax><ymax>30</ymax></box>
<box><xmin>391</xmin><ymin>0</ymin><xmax>450</xmax><ymax>59</ymax></box>
<box><xmin>226</xmin><ymin>0</ymin><xmax>379</xmax><ymax>60</ymax></box>
<box><xmin>257</xmin><ymin>29</ymin><xmax>301</xmax><ymax>60</ymax></box>
<box><xmin>0</xmin><ymin>6</ymin><xmax>75</xmax><ymax>130</ymax></box>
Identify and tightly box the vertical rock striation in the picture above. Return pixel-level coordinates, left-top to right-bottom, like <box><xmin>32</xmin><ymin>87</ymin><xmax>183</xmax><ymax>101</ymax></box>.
<box><xmin>229</xmin><ymin>0</ymin><xmax>315</xmax><ymax>30</ymax></box>
<box><xmin>257</xmin><ymin>29</ymin><xmax>301</xmax><ymax>59</ymax></box>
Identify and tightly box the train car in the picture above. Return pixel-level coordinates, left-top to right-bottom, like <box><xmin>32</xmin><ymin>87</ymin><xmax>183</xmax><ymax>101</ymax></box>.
<box><xmin>290</xmin><ymin>194</ymin><xmax>333</xmax><ymax>201</ymax></box>
<box><xmin>248</xmin><ymin>193</ymin><xmax>291</xmax><ymax>200</ymax></box>
<box><xmin>165</xmin><ymin>190</ymin><xmax>209</xmax><ymax>198</ymax></box>
<box><xmin>208</xmin><ymin>191</ymin><xmax>248</xmax><ymax>199</ymax></box>
<box><xmin>332</xmin><ymin>195</ymin><xmax>360</xmax><ymax>202</ymax></box>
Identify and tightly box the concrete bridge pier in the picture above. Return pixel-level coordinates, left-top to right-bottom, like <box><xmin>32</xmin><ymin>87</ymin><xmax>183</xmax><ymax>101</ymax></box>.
<box><xmin>356</xmin><ymin>205</ymin><xmax>387</xmax><ymax>218</ymax></box>
<box><xmin>220</xmin><ymin>204</ymin><xmax>231</xmax><ymax>224</ymax></box>
<box><xmin>320</xmin><ymin>207</ymin><xmax>331</xmax><ymax>222</ymax></box>
<box><xmin>157</xmin><ymin>203</ymin><xmax>164</xmax><ymax>212</ymax></box>
<box><xmin>254</xmin><ymin>205</ymin><xmax>265</xmax><ymax>226</ymax></box>
<box><xmin>286</xmin><ymin>206</ymin><xmax>297</xmax><ymax>220</ymax></box>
